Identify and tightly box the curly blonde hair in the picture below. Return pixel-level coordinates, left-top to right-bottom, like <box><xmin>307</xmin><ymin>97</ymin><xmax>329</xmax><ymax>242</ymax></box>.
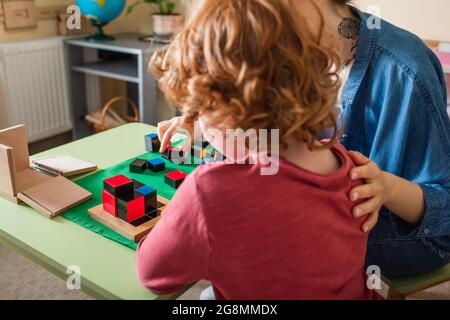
<box><xmin>151</xmin><ymin>0</ymin><xmax>340</xmax><ymax>150</ymax></box>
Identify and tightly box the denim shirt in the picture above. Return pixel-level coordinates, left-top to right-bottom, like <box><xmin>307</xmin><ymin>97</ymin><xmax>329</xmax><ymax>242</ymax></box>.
<box><xmin>340</xmin><ymin>8</ymin><xmax>450</xmax><ymax>238</ymax></box>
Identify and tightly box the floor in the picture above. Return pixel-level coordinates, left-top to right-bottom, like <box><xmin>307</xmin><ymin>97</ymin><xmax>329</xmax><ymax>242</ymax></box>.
<box><xmin>2</xmin><ymin>132</ymin><xmax>448</xmax><ymax>300</ymax></box>
<box><xmin>1</xmin><ymin>242</ymin><xmax>449</xmax><ymax>300</ymax></box>
<box><xmin>28</xmin><ymin>131</ymin><xmax>73</xmax><ymax>155</ymax></box>
<box><xmin>0</xmin><ymin>242</ymin><xmax>208</xmax><ymax>300</ymax></box>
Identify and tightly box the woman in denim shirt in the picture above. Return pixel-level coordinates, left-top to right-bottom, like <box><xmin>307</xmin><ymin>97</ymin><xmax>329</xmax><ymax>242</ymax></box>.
<box><xmin>159</xmin><ymin>0</ymin><xmax>450</xmax><ymax>277</ymax></box>
<box><xmin>324</xmin><ymin>0</ymin><xmax>450</xmax><ymax>276</ymax></box>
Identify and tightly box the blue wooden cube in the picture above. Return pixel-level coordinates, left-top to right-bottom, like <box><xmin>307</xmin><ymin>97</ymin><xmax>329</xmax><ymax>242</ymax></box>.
<box><xmin>148</xmin><ymin>158</ymin><xmax>165</xmax><ymax>172</ymax></box>
<box><xmin>135</xmin><ymin>185</ymin><xmax>158</xmax><ymax>218</ymax></box>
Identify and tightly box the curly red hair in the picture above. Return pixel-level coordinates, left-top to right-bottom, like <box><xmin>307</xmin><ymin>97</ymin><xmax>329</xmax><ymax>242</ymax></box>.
<box><xmin>151</xmin><ymin>0</ymin><xmax>340</xmax><ymax>150</ymax></box>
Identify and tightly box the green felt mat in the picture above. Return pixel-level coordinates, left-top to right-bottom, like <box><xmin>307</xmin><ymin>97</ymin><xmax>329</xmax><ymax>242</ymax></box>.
<box><xmin>63</xmin><ymin>152</ymin><xmax>198</xmax><ymax>250</ymax></box>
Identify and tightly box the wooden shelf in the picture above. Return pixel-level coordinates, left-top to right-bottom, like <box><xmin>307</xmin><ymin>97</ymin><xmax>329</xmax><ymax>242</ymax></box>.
<box><xmin>65</xmin><ymin>34</ymin><xmax>165</xmax><ymax>139</ymax></box>
<box><xmin>0</xmin><ymin>5</ymin><xmax>66</xmax><ymax>24</ymax></box>
<box><xmin>71</xmin><ymin>59</ymin><xmax>139</xmax><ymax>83</ymax></box>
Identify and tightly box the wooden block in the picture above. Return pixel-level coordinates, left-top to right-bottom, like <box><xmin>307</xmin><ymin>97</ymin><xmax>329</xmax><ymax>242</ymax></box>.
<box><xmin>164</xmin><ymin>170</ymin><xmax>188</xmax><ymax>189</ymax></box>
<box><xmin>147</xmin><ymin>158</ymin><xmax>165</xmax><ymax>172</ymax></box>
<box><xmin>132</xmin><ymin>179</ymin><xmax>144</xmax><ymax>190</ymax></box>
<box><xmin>14</xmin><ymin>167</ymin><xmax>53</xmax><ymax>192</ymax></box>
<box><xmin>102</xmin><ymin>190</ymin><xmax>118</xmax><ymax>217</ymax></box>
<box><xmin>88</xmin><ymin>195</ymin><xmax>170</xmax><ymax>242</ymax></box>
<box><xmin>38</xmin><ymin>6</ymin><xmax>66</xmax><ymax>20</ymax></box>
<box><xmin>0</xmin><ymin>125</ymin><xmax>30</xmax><ymax>173</ymax></box>
<box><xmin>17</xmin><ymin>175</ymin><xmax>92</xmax><ymax>218</ymax></box>
<box><xmin>0</xmin><ymin>5</ymin><xmax>66</xmax><ymax>23</ymax></box>
<box><xmin>135</xmin><ymin>185</ymin><xmax>158</xmax><ymax>216</ymax></box>
<box><xmin>117</xmin><ymin>195</ymin><xmax>145</xmax><ymax>223</ymax></box>
<box><xmin>0</xmin><ymin>125</ymin><xmax>30</xmax><ymax>203</ymax></box>
<box><xmin>0</xmin><ymin>144</ymin><xmax>17</xmax><ymax>201</ymax></box>
<box><xmin>0</xmin><ymin>124</ymin><xmax>92</xmax><ymax>217</ymax></box>
<box><xmin>3</xmin><ymin>0</ymin><xmax>37</xmax><ymax>30</ymax></box>
<box><xmin>104</xmin><ymin>175</ymin><xmax>134</xmax><ymax>201</ymax></box>
<box><xmin>32</xmin><ymin>155</ymin><xmax>97</xmax><ymax>177</ymax></box>
<box><xmin>130</xmin><ymin>159</ymin><xmax>147</xmax><ymax>173</ymax></box>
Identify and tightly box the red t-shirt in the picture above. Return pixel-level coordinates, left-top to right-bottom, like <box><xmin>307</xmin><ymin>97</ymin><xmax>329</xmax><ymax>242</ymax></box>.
<box><xmin>136</xmin><ymin>144</ymin><xmax>377</xmax><ymax>299</ymax></box>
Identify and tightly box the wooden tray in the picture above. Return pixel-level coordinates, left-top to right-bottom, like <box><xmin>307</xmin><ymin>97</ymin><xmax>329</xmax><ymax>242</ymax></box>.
<box><xmin>88</xmin><ymin>195</ymin><xmax>170</xmax><ymax>242</ymax></box>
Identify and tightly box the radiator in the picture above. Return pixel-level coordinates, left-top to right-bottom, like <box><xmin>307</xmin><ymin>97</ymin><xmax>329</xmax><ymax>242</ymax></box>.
<box><xmin>0</xmin><ymin>38</ymin><xmax>72</xmax><ymax>142</ymax></box>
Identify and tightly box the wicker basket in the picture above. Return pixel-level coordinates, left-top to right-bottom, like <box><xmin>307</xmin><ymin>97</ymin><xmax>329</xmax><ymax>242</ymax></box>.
<box><xmin>85</xmin><ymin>96</ymin><xmax>139</xmax><ymax>133</ymax></box>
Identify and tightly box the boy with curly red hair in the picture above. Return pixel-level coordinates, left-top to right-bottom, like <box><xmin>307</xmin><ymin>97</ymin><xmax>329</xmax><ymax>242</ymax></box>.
<box><xmin>136</xmin><ymin>0</ymin><xmax>378</xmax><ymax>299</ymax></box>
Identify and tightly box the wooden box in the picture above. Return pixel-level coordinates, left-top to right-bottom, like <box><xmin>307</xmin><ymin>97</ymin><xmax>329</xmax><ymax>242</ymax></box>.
<box><xmin>3</xmin><ymin>0</ymin><xmax>37</xmax><ymax>30</ymax></box>
<box><xmin>0</xmin><ymin>125</ymin><xmax>92</xmax><ymax>218</ymax></box>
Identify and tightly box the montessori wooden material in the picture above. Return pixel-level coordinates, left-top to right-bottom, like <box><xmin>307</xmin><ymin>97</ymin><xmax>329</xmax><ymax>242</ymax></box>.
<box><xmin>32</xmin><ymin>155</ymin><xmax>97</xmax><ymax>177</ymax></box>
<box><xmin>3</xmin><ymin>0</ymin><xmax>37</xmax><ymax>30</ymax></box>
<box><xmin>88</xmin><ymin>195</ymin><xmax>170</xmax><ymax>242</ymax></box>
<box><xmin>18</xmin><ymin>176</ymin><xmax>92</xmax><ymax>217</ymax></box>
<box><xmin>164</xmin><ymin>170</ymin><xmax>188</xmax><ymax>189</ymax></box>
<box><xmin>0</xmin><ymin>125</ymin><xmax>92</xmax><ymax>218</ymax></box>
<box><xmin>0</xmin><ymin>4</ymin><xmax>66</xmax><ymax>25</ymax></box>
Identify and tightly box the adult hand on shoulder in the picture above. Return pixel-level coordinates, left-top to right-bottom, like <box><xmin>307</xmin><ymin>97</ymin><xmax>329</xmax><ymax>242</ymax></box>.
<box><xmin>157</xmin><ymin>117</ymin><xmax>181</xmax><ymax>152</ymax></box>
<box><xmin>347</xmin><ymin>151</ymin><xmax>392</xmax><ymax>233</ymax></box>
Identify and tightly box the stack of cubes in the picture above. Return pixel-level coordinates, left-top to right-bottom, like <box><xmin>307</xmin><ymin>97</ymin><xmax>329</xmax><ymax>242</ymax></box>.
<box><xmin>102</xmin><ymin>175</ymin><xmax>158</xmax><ymax>224</ymax></box>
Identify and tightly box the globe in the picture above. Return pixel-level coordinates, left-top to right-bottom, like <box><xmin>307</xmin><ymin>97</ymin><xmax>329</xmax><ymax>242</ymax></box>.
<box><xmin>76</xmin><ymin>0</ymin><xmax>126</xmax><ymax>41</ymax></box>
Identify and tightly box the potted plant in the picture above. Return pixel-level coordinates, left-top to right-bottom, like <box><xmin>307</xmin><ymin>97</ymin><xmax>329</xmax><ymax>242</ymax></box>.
<box><xmin>127</xmin><ymin>0</ymin><xmax>183</xmax><ymax>37</ymax></box>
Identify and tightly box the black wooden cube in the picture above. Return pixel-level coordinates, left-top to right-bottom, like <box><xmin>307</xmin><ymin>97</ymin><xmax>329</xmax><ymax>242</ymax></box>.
<box><xmin>130</xmin><ymin>158</ymin><xmax>147</xmax><ymax>173</ymax></box>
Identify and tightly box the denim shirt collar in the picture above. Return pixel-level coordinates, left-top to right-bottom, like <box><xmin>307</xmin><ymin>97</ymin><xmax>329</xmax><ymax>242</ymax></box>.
<box><xmin>341</xmin><ymin>7</ymin><xmax>379</xmax><ymax>106</ymax></box>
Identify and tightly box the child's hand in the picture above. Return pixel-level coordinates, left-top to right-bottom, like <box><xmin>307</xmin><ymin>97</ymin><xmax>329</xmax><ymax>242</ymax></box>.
<box><xmin>157</xmin><ymin>117</ymin><xmax>181</xmax><ymax>152</ymax></box>
<box><xmin>347</xmin><ymin>151</ymin><xmax>392</xmax><ymax>233</ymax></box>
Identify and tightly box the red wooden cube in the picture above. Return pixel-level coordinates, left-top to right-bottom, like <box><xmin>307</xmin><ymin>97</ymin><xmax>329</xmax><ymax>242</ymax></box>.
<box><xmin>164</xmin><ymin>170</ymin><xmax>188</xmax><ymax>189</ymax></box>
<box><xmin>117</xmin><ymin>196</ymin><xmax>146</xmax><ymax>223</ymax></box>
<box><xmin>102</xmin><ymin>190</ymin><xmax>117</xmax><ymax>217</ymax></box>
<box><xmin>104</xmin><ymin>175</ymin><xmax>134</xmax><ymax>201</ymax></box>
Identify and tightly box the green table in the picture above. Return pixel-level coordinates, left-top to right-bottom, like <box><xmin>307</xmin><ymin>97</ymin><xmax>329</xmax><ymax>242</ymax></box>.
<box><xmin>0</xmin><ymin>123</ymin><xmax>187</xmax><ymax>300</ymax></box>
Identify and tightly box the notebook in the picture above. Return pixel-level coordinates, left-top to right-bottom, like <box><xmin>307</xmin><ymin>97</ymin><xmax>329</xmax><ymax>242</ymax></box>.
<box><xmin>32</xmin><ymin>155</ymin><xmax>97</xmax><ymax>177</ymax></box>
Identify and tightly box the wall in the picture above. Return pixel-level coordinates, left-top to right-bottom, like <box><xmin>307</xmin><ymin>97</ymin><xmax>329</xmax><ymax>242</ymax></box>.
<box><xmin>0</xmin><ymin>0</ymin><xmax>186</xmax><ymax>127</ymax></box>
<box><xmin>355</xmin><ymin>0</ymin><xmax>450</xmax><ymax>42</ymax></box>
<box><xmin>0</xmin><ymin>0</ymin><xmax>71</xmax><ymax>42</ymax></box>
<box><xmin>1</xmin><ymin>1</ymin><xmax>448</xmax><ymax>128</ymax></box>
<box><xmin>0</xmin><ymin>0</ymin><xmax>186</xmax><ymax>42</ymax></box>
